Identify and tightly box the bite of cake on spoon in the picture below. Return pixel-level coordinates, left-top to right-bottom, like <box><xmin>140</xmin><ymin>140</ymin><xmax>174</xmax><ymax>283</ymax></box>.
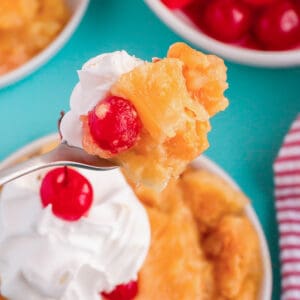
<box><xmin>60</xmin><ymin>42</ymin><xmax>228</xmax><ymax>190</ymax></box>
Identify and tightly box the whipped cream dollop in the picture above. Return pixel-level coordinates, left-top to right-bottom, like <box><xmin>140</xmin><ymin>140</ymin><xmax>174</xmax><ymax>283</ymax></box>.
<box><xmin>0</xmin><ymin>168</ymin><xmax>150</xmax><ymax>300</ymax></box>
<box><xmin>60</xmin><ymin>51</ymin><xmax>144</xmax><ymax>148</ymax></box>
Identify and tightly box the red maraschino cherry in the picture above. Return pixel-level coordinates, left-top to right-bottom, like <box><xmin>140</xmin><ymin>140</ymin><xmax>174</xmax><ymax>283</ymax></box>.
<box><xmin>101</xmin><ymin>280</ymin><xmax>138</xmax><ymax>300</ymax></box>
<box><xmin>242</xmin><ymin>0</ymin><xmax>277</xmax><ymax>6</ymax></box>
<box><xmin>40</xmin><ymin>167</ymin><xmax>93</xmax><ymax>221</ymax></box>
<box><xmin>254</xmin><ymin>0</ymin><xmax>300</xmax><ymax>50</ymax></box>
<box><xmin>88</xmin><ymin>96</ymin><xmax>142</xmax><ymax>155</ymax></box>
<box><xmin>162</xmin><ymin>0</ymin><xmax>194</xmax><ymax>9</ymax></box>
<box><xmin>202</xmin><ymin>0</ymin><xmax>252</xmax><ymax>42</ymax></box>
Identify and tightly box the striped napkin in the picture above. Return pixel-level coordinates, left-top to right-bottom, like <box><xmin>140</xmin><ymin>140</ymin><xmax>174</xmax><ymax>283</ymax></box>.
<box><xmin>274</xmin><ymin>115</ymin><xmax>300</xmax><ymax>300</ymax></box>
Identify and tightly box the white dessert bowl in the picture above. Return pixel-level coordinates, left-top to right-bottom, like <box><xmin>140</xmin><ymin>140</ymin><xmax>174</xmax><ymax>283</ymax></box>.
<box><xmin>0</xmin><ymin>133</ymin><xmax>272</xmax><ymax>300</ymax></box>
<box><xmin>0</xmin><ymin>0</ymin><xmax>89</xmax><ymax>89</ymax></box>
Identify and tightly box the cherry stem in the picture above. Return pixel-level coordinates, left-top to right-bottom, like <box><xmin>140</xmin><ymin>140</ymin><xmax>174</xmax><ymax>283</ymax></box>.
<box><xmin>63</xmin><ymin>166</ymin><xmax>69</xmax><ymax>187</ymax></box>
<box><xmin>58</xmin><ymin>111</ymin><xmax>65</xmax><ymax>140</ymax></box>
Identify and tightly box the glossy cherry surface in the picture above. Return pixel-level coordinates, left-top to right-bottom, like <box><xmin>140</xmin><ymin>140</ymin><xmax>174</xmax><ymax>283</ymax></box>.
<box><xmin>202</xmin><ymin>0</ymin><xmax>252</xmax><ymax>42</ymax></box>
<box><xmin>254</xmin><ymin>0</ymin><xmax>300</xmax><ymax>50</ymax></box>
<box><xmin>242</xmin><ymin>0</ymin><xmax>277</xmax><ymax>6</ymax></box>
<box><xmin>88</xmin><ymin>96</ymin><xmax>141</xmax><ymax>155</ymax></box>
<box><xmin>178</xmin><ymin>0</ymin><xmax>300</xmax><ymax>50</ymax></box>
<box><xmin>40</xmin><ymin>167</ymin><xmax>93</xmax><ymax>221</ymax></box>
<box><xmin>101</xmin><ymin>280</ymin><xmax>138</xmax><ymax>300</ymax></box>
<box><xmin>162</xmin><ymin>0</ymin><xmax>194</xmax><ymax>9</ymax></box>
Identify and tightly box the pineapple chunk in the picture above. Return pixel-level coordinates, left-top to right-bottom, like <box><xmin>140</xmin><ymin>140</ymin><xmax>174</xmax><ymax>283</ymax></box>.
<box><xmin>168</xmin><ymin>42</ymin><xmax>229</xmax><ymax>116</ymax></box>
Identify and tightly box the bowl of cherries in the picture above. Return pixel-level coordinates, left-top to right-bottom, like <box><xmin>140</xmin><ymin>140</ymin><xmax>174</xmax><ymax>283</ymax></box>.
<box><xmin>144</xmin><ymin>0</ymin><xmax>300</xmax><ymax>67</ymax></box>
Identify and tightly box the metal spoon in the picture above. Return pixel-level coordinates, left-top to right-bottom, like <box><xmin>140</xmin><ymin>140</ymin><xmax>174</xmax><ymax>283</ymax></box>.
<box><xmin>0</xmin><ymin>142</ymin><xmax>117</xmax><ymax>186</ymax></box>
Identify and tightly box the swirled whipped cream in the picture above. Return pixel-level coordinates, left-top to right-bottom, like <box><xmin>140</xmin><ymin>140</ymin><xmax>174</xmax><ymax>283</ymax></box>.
<box><xmin>0</xmin><ymin>168</ymin><xmax>150</xmax><ymax>300</ymax></box>
<box><xmin>60</xmin><ymin>51</ymin><xmax>144</xmax><ymax>148</ymax></box>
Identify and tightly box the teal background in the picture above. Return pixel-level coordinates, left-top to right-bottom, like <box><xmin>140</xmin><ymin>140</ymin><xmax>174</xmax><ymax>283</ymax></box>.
<box><xmin>1</xmin><ymin>0</ymin><xmax>300</xmax><ymax>298</ymax></box>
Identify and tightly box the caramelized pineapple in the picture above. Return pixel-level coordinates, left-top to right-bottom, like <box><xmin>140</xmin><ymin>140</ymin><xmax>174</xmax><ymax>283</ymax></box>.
<box><xmin>168</xmin><ymin>42</ymin><xmax>229</xmax><ymax>116</ymax></box>
<box><xmin>112</xmin><ymin>58</ymin><xmax>208</xmax><ymax>140</ymax></box>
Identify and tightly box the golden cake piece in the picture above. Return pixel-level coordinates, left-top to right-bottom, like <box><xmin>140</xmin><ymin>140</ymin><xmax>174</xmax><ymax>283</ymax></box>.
<box><xmin>135</xmin><ymin>167</ymin><xmax>262</xmax><ymax>300</ymax></box>
<box><xmin>203</xmin><ymin>216</ymin><xmax>261</xmax><ymax>299</ymax></box>
<box><xmin>180</xmin><ymin>168</ymin><xmax>247</xmax><ymax>231</ymax></box>
<box><xmin>168</xmin><ymin>42</ymin><xmax>228</xmax><ymax>116</ymax></box>
<box><xmin>82</xmin><ymin>43</ymin><xmax>229</xmax><ymax>190</ymax></box>
<box><xmin>136</xmin><ymin>203</ymin><xmax>206</xmax><ymax>300</ymax></box>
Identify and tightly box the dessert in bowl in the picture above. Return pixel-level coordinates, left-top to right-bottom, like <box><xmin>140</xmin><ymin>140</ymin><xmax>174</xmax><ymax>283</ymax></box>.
<box><xmin>0</xmin><ymin>140</ymin><xmax>150</xmax><ymax>299</ymax></box>
<box><xmin>0</xmin><ymin>43</ymin><xmax>271</xmax><ymax>299</ymax></box>
<box><xmin>0</xmin><ymin>0</ymin><xmax>89</xmax><ymax>88</ymax></box>
<box><xmin>0</xmin><ymin>134</ymin><xmax>271</xmax><ymax>299</ymax></box>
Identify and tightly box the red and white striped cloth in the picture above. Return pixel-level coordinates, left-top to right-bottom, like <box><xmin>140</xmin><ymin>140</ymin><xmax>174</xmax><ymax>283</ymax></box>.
<box><xmin>274</xmin><ymin>115</ymin><xmax>300</xmax><ymax>300</ymax></box>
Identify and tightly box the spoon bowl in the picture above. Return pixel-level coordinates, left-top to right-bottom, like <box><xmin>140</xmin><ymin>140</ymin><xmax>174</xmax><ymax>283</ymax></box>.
<box><xmin>0</xmin><ymin>141</ymin><xmax>117</xmax><ymax>186</ymax></box>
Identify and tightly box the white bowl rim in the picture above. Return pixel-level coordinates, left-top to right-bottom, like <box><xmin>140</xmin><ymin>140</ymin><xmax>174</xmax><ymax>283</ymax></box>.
<box><xmin>0</xmin><ymin>0</ymin><xmax>90</xmax><ymax>89</ymax></box>
<box><xmin>0</xmin><ymin>133</ymin><xmax>272</xmax><ymax>299</ymax></box>
<box><xmin>145</xmin><ymin>0</ymin><xmax>300</xmax><ymax>67</ymax></box>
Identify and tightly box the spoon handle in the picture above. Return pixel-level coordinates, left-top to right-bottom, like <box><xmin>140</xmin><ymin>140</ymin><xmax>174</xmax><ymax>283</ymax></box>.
<box><xmin>0</xmin><ymin>143</ymin><xmax>116</xmax><ymax>186</ymax></box>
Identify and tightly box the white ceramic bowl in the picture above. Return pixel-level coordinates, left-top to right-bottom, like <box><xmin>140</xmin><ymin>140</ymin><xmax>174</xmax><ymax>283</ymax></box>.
<box><xmin>0</xmin><ymin>133</ymin><xmax>272</xmax><ymax>299</ymax></box>
<box><xmin>145</xmin><ymin>0</ymin><xmax>300</xmax><ymax>67</ymax></box>
<box><xmin>0</xmin><ymin>0</ymin><xmax>89</xmax><ymax>89</ymax></box>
